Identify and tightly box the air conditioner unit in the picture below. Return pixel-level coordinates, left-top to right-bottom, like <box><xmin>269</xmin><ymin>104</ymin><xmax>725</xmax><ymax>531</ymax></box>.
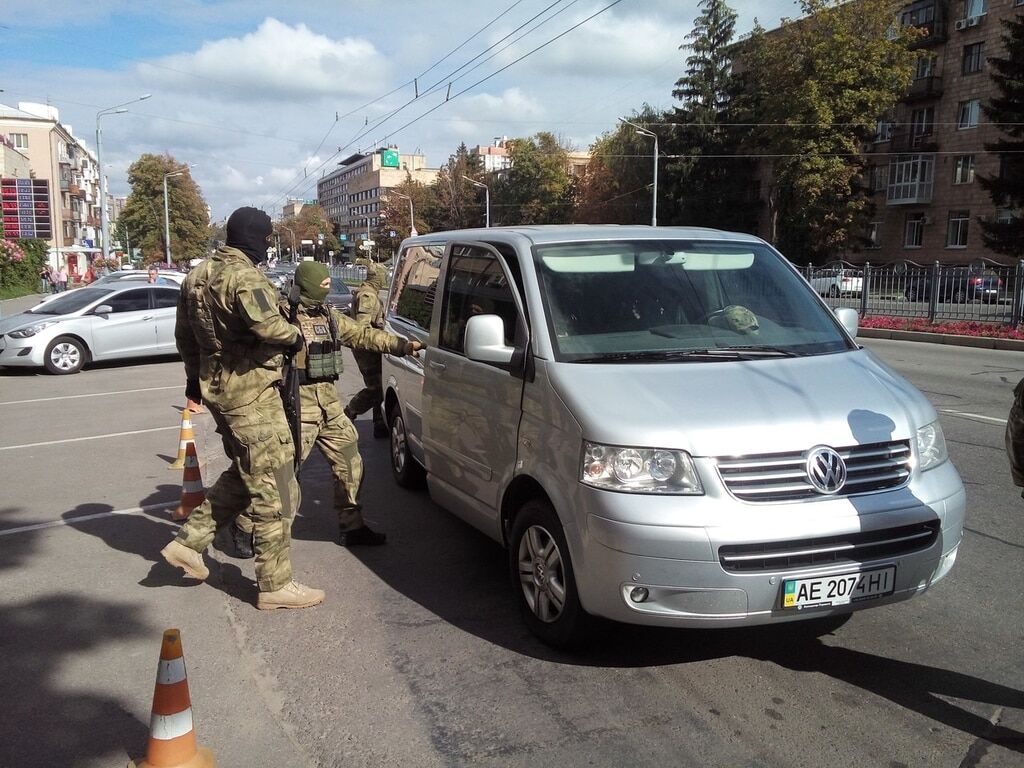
<box><xmin>954</xmin><ymin>18</ymin><xmax>968</xmax><ymax>30</ymax></box>
<box><xmin>967</xmin><ymin>15</ymin><xmax>980</xmax><ymax>26</ymax></box>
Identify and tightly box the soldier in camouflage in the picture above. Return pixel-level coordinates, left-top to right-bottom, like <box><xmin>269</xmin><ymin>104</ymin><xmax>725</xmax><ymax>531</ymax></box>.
<box><xmin>160</xmin><ymin>206</ymin><xmax>324</xmax><ymax>611</ymax></box>
<box><xmin>1008</xmin><ymin>377</ymin><xmax>1024</xmax><ymax>500</ymax></box>
<box><xmin>345</xmin><ymin>258</ymin><xmax>391</xmax><ymax>438</ymax></box>
<box><xmin>231</xmin><ymin>260</ymin><xmax>422</xmax><ymax>549</ymax></box>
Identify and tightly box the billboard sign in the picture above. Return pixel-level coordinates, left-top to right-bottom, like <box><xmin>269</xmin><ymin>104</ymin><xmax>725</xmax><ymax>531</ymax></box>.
<box><xmin>2</xmin><ymin>178</ymin><xmax>52</xmax><ymax>240</ymax></box>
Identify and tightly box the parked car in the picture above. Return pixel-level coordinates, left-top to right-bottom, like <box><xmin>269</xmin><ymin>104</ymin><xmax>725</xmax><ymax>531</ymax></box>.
<box><xmin>904</xmin><ymin>267</ymin><xmax>1003</xmax><ymax>303</ymax></box>
<box><xmin>264</xmin><ymin>268</ymin><xmax>293</xmax><ymax>293</ymax></box>
<box><xmin>327</xmin><ymin>277</ymin><xmax>354</xmax><ymax>316</ymax></box>
<box><xmin>34</xmin><ymin>270</ymin><xmax>185</xmax><ymax>308</ymax></box>
<box><xmin>0</xmin><ymin>283</ymin><xmax>181</xmax><ymax>374</ymax></box>
<box><xmin>382</xmin><ymin>226</ymin><xmax>964</xmax><ymax>648</ymax></box>
<box><xmin>807</xmin><ymin>267</ymin><xmax>863</xmax><ymax>297</ymax></box>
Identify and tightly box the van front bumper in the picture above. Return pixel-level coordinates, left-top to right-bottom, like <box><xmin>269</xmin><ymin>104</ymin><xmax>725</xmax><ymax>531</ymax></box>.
<box><xmin>571</xmin><ymin>468</ymin><xmax>965</xmax><ymax>628</ymax></box>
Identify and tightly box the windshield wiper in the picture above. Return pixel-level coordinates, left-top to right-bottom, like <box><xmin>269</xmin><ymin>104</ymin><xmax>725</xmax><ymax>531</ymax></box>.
<box><xmin>572</xmin><ymin>346</ymin><xmax>800</xmax><ymax>363</ymax></box>
<box><xmin>710</xmin><ymin>345</ymin><xmax>800</xmax><ymax>358</ymax></box>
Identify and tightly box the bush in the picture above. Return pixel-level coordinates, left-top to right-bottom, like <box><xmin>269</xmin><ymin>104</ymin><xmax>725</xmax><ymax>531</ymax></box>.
<box><xmin>0</xmin><ymin>239</ymin><xmax>46</xmax><ymax>293</ymax></box>
<box><xmin>859</xmin><ymin>315</ymin><xmax>1024</xmax><ymax>340</ymax></box>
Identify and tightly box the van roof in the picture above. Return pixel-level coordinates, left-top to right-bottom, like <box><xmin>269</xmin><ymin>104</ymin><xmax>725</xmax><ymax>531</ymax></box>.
<box><xmin>403</xmin><ymin>224</ymin><xmax>766</xmax><ymax>247</ymax></box>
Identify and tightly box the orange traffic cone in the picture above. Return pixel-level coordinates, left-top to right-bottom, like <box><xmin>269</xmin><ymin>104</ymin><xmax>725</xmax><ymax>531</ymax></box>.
<box><xmin>168</xmin><ymin>409</ymin><xmax>202</xmax><ymax>470</ymax></box>
<box><xmin>171</xmin><ymin>443</ymin><xmax>205</xmax><ymax>521</ymax></box>
<box><xmin>130</xmin><ymin>629</ymin><xmax>215</xmax><ymax>768</ymax></box>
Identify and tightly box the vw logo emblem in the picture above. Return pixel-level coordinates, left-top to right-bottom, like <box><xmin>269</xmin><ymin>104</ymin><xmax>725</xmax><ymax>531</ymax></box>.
<box><xmin>806</xmin><ymin>446</ymin><xmax>847</xmax><ymax>494</ymax></box>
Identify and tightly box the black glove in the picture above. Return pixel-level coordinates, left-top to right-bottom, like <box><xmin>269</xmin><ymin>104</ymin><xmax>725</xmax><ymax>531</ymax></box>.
<box><xmin>289</xmin><ymin>332</ymin><xmax>304</xmax><ymax>353</ymax></box>
<box><xmin>185</xmin><ymin>379</ymin><xmax>202</xmax><ymax>404</ymax></box>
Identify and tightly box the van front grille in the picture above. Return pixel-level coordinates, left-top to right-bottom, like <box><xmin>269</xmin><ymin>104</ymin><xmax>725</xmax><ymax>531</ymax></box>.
<box><xmin>716</xmin><ymin>440</ymin><xmax>911</xmax><ymax>503</ymax></box>
<box><xmin>718</xmin><ymin>520</ymin><xmax>939</xmax><ymax>573</ymax></box>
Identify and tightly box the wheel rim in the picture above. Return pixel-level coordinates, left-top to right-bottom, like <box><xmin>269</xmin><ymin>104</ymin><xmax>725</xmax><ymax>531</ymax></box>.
<box><xmin>50</xmin><ymin>342</ymin><xmax>81</xmax><ymax>371</ymax></box>
<box><xmin>517</xmin><ymin>524</ymin><xmax>567</xmax><ymax>623</ymax></box>
<box><xmin>391</xmin><ymin>415</ymin><xmax>407</xmax><ymax>474</ymax></box>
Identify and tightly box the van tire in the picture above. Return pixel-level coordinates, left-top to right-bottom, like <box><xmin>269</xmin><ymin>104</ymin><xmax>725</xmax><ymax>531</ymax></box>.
<box><xmin>389</xmin><ymin>406</ymin><xmax>425</xmax><ymax>488</ymax></box>
<box><xmin>510</xmin><ymin>499</ymin><xmax>588</xmax><ymax>649</ymax></box>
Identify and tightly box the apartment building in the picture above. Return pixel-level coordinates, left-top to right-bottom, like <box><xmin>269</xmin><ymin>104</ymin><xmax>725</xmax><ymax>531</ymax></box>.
<box><xmin>317</xmin><ymin>147</ymin><xmax>438</xmax><ymax>245</ymax></box>
<box><xmin>471</xmin><ymin>137</ymin><xmax>514</xmax><ymax>174</ymax></box>
<box><xmin>0</xmin><ymin>102</ymin><xmax>102</xmax><ymax>265</ymax></box>
<box><xmin>863</xmin><ymin>0</ymin><xmax>1019</xmax><ymax>265</ymax></box>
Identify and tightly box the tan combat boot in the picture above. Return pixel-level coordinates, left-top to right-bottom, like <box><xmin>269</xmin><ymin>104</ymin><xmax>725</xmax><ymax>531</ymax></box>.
<box><xmin>161</xmin><ymin>540</ymin><xmax>209</xmax><ymax>581</ymax></box>
<box><xmin>257</xmin><ymin>580</ymin><xmax>325</xmax><ymax>610</ymax></box>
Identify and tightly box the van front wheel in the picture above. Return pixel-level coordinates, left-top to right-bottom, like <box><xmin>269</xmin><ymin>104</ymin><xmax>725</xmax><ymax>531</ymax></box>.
<box><xmin>510</xmin><ymin>499</ymin><xmax>588</xmax><ymax>649</ymax></box>
<box><xmin>389</xmin><ymin>406</ymin><xmax>425</xmax><ymax>488</ymax></box>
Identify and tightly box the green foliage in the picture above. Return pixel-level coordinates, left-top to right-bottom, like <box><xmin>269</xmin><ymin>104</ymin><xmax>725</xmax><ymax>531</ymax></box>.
<box><xmin>493</xmin><ymin>133</ymin><xmax>576</xmax><ymax>225</ymax></box>
<box><xmin>0</xmin><ymin>238</ymin><xmax>47</xmax><ymax>293</ymax></box>
<box><xmin>118</xmin><ymin>154</ymin><xmax>209</xmax><ymax>267</ymax></box>
<box><xmin>277</xmin><ymin>204</ymin><xmax>339</xmax><ymax>260</ymax></box>
<box><xmin>377</xmin><ymin>177</ymin><xmax>436</xmax><ymax>255</ymax></box>
<box><xmin>978</xmin><ymin>13</ymin><xmax>1024</xmax><ymax>258</ymax></box>
<box><xmin>742</xmin><ymin>0</ymin><xmax>919</xmax><ymax>260</ymax></box>
<box><xmin>427</xmin><ymin>144</ymin><xmax>484</xmax><ymax>231</ymax></box>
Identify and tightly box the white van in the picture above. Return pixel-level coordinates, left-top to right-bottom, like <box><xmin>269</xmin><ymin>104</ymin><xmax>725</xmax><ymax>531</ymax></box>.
<box><xmin>381</xmin><ymin>226</ymin><xmax>965</xmax><ymax>647</ymax></box>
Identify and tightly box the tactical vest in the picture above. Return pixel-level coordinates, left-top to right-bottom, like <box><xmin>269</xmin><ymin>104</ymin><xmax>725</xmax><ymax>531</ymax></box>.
<box><xmin>297</xmin><ymin>306</ymin><xmax>345</xmax><ymax>382</ymax></box>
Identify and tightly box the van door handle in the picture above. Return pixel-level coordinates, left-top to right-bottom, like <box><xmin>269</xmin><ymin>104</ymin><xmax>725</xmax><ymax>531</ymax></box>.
<box><xmin>429</xmin><ymin>361</ymin><xmax>447</xmax><ymax>371</ymax></box>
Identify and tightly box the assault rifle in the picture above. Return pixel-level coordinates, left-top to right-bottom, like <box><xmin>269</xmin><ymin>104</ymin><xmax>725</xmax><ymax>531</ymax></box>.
<box><xmin>282</xmin><ymin>283</ymin><xmax>302</xmax><ymax>477</ymax></box>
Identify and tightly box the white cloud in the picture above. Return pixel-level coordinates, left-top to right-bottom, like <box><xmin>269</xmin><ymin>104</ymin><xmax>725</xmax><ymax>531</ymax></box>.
<box><xmin>137</xmin><ymin>18</ymin><xmax>391</xmax><ymax>101</ymax></box>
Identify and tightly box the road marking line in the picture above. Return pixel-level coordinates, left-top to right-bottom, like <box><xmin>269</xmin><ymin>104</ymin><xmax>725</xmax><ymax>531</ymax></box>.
<box><xmin>0</xmin><ymin>502</ymin><xmax>174</xmax><ymax>537</ymax></box>
<box><xmin>938</xmin><ymin>409</ymin><xmax>1008</xmax><ymax>425</ymax></box>
<box><xmin>0</xmin><ymin>385</ymin><xmax>180</xmax><ymax>406</ymax></box>
<box><xmin>0</xmin><ymin>425</ymin><xmax>179</xmax><ymax>451</ymax></box>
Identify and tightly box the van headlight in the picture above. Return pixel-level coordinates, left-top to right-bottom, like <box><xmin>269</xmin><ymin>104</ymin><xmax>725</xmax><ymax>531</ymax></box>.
<box><xmin>8</xmin><ymin>320</ymin><xmax>59</xmax><ymax>338</ymax></box>
<box><xmin>582</xmin><ymin>441</ymin><xmax>704</xmax><ymax>494</ymax></box>
<box><xmin>916</xmin><ymin>421</ymin><xmax>948</xmax><ymax>471</ymax></box>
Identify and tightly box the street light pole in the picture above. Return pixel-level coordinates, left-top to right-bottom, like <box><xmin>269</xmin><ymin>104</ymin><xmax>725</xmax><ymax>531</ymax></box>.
<box><xmin>96</xmin><ymin>94</ymin><xmax>151</xmax><ymax>264</ymax></box>
<box><xmin>390</xmin><ymin>190</ymin><xmax>417</xmax><ymax>237</ymax></box>
<box><xmin>163</xmin><ymin>164</ymin><xmax>195</xmax><ymax>267</ymax></box>
<box><xmin>619</xmin><ymin>118</ymin><xmax>658</xmax><ymax>227</ymax></box>
<box><xmin>463</xmin><ymin>176</ymin><xmax>490</xmax><ymax>227</ymax></box>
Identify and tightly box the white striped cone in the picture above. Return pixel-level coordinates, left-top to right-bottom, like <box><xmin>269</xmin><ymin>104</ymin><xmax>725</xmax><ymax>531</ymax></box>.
<box><xmin>172</xmin><ymin>443</ymin><xmax>205</xmax><ymax>521</ymax></box>
<box><xmin>168</xmin><ymin>410</ymin><xmax>198</xmax><ymax>470</ymax></box>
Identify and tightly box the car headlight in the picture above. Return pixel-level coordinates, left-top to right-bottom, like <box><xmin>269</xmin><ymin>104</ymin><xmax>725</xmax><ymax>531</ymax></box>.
<box><xmin>916</xmin><ymin>420</ymin><xmax>948</xmax><ymax>471</ymax></box>
<box><xmin>582</xmin><ymin>441</ymin><xmax>703</xmax><ymax>494</ymax></box>
<box><xmin>8</xmin><ymin>320</ymin><xmax>59</xmax><ymax>338</ymax></box>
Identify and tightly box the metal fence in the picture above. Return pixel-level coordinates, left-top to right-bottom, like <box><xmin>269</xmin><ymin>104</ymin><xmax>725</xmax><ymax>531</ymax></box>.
<box><xmin>329</xmin><ymin>264</ymin><xmax>367</xmax><ymax>283</ymax></box>
<box><xmin>798</xmin><ymin>260</ymin><xmax>1024</xmax><ymax>327</ymax></box>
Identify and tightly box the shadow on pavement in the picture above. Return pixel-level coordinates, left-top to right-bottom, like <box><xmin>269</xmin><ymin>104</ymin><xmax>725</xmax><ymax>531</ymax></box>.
<box><xmin>0</xmin><ymin>514</ymin><xmax>150</xmax><ymax>766</ymax></box>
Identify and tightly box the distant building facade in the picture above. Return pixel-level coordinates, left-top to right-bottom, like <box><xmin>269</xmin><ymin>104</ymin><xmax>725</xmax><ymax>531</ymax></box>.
<box><xmin>283</xmin><ymin>198</ymin><xmax>317</xmax><ymax>219</ymax></box>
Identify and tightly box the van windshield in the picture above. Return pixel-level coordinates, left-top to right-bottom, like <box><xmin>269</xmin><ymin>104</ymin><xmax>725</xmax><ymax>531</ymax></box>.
<box><xmin>534</xmin><ymin>240</ymin><xmax>854</xmax><ymax>362</ymax></box>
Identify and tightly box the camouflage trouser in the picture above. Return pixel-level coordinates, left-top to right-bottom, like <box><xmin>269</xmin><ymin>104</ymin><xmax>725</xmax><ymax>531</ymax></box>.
<box><xmin>347</xmin><ymin>349</ymin><xmax>384</xmax><ymax>425</ymax></box>
<box><xmin>1007</xmin><ymin>377</ymin><xmax>1024</xmax><ymax>494</ymax></box>
<box><xmin>301</xmin><ymin>410</ymin><xmax>366</xmax><ymax>531</ymax></box>
<box><xmin>175</xmin><ymin>386</ymin><xmax>300</xmax><ymax>592</ymax></box>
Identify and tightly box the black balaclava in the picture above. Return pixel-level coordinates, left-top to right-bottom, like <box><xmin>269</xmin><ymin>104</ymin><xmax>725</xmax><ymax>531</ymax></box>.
<box><xmin>225</xmin><ymin>207</ymin><xmax>273</xmax><ymax>264</ymax></box>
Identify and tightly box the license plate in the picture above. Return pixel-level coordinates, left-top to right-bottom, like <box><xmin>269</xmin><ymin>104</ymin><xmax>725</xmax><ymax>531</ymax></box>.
<box><xmin>782</xmin><ymin>566</ymin><xmax>895</xmax><ymax>610</ymax></box>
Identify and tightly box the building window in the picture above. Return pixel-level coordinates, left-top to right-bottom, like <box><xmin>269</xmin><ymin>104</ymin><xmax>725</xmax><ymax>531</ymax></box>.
<box><xmin>900</xmin><ymin>3</ymin><xmax>935</xmax><ymax>26</ymax></box>
<box><xmin>869</xmin><ymin>164</ymin><xmax>889</xmax><ymax>192</ymax></box>
<box><xmin>995</xmin><ymin>208</ymin><xmax>1016</xmax><ymax>224</ymax></box>
<box><xmin>915</xmin><ymin>54</ymin><xmax>935</xmax><ymax>79</ymax></box>
<box><xmin>965</xmin><ymin>0</ymin><xmax>987</xmax><ymax>17</ymax></box>
<box><xmin>888</xmin><ymin>154</ymin><xmax>935</xmax><ymax>203</ymax></box>
<box><xmin>957</xmin><ymin>99</ymin><xmax>980</xmax><ymax>129</ymax></box>
<box><xmin>946</xmin><ymin>210</ymin><xmax>969</xmax><ymax>247</ymax></box>
<box><xmin>962</xmin><ymin>43</ymin><xmax>983</xmax><ymax>74</ymax></box>
<box><xmin>874</xmin><ymin>120</ymin><xmax>893</xmax><ymax>142</ymax></box>
<box><xmin>904</xmin><ymin>213</ymin><xmax>925</xmax><ymax>247</ymax></box>
<box><xmin>953</xmin><ymin>155</ymin><xmax>975</xmax><ymax>184</ymax></box>
<box><xmin>9</xmin><ymin>133</ymin><xmax>28</xmax><ymax>149</ymax></box>
<box><xmin>867</xmin><ymin>221</ymin><xmax>883</xmax><ymax>248</ymax></box>
<box><xmin>911</xmin><ymin>106</ymin><xmax>934</xmax><ymax>137</ymax></box>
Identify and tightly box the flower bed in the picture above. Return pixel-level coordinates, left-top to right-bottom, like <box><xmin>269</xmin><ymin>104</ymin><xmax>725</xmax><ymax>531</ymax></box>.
<box><xmin>859</xmin><ymin>315</ymin><xmax>1024</xmax><ymax>340</ymax></box>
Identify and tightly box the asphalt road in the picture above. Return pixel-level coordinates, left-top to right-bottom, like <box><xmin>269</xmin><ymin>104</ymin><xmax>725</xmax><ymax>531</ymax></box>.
<box><xmin>0</xmin><ymin>310</ymin><xmax>1021</xmax><ymax>767</ymax></box>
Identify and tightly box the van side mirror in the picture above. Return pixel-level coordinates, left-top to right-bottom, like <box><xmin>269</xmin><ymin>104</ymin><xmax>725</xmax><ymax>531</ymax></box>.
<box><xmin>834</xmin><ymin>307</ymin><xmax>858</xmax><ymax>338</ymax></box>
<box><xmin>465</xmin><ymin>314</ymin><xmax>514</xmax><ymax>365</ymax></box>
<box><xmin>94</xmin><ymin>304</ymin><xmax>113</xmax><ymax>316</ymax></box>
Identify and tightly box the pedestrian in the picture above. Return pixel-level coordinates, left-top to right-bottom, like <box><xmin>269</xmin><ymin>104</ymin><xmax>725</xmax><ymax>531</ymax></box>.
<box><xmin>1008</xmin><ymin>377</ymin><xmax>1024</xmax><ymax>500</ymax></box>
<box><xmin>147</xmin><ymin>265</ymin><xmax>172</xmax><ymax>284</ymax></box>
<box><xmin>38</xmin><ymin>265</ymin><xmax>51</xmax><ymax>294</ymax></box>
<box><xmin>83</xmin><ymin>265</ymin><xmax>96</xmax><ymax>285</ymax></box>
<box><xmin>161</xmin><ymin>206</ymin><xmax>324</xmax><ymax>611</ymax></box>
<box><xmin>345</xmin><ymin>258</ymin><xmax>391</xmax><ymax>438</ymax></box>
<box><xmin>56</xmin><ymin>263</ymin><xmax>68</xmax><ymax>292</ymax></box>
<box><xmin>228</xmin><ymin>260</ymin><xmax>423</xmax><ymax>556</ymax></box>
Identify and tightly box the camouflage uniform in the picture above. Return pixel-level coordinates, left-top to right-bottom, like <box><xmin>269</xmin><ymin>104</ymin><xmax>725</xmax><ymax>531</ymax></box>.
<box><xmin>346</xmin><ymin>261</ymin><xmax>390</xmax><ymax>433</ymax></box>
<box><xmin>172</xmin><ymin>245</ymin><xmax>302</xmax><ymax>592</ymax></box>
<box><xmin>237</xmin><ymin>296</ymin><xmax>412</xmax><ymax>535</ymax></box>
<box><xmin>1007</xmin><ymin>377</ymin><xmax>1024</xmax><ymax>498</ymax></box>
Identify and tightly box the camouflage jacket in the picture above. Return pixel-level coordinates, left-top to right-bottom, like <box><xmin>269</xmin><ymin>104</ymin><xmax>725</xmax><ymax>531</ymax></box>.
<box><xmin>286</xmin><ymin>300</ymin><xmax>408</xmax><ymax>421</ymax></box>
<box><xmin>352</xmin><ymin>282</ymin><xmax>384</xmax><ymax>329</ymax></box>
<box><xmin>176</xmin><ymin>246</ymin><xmax>300</xmax><ymax>411</ymax></box>
<box><xmin>1007</xmin><ymin>377</ymin><xmax>1024</xmax><ymax>489</ymax></box>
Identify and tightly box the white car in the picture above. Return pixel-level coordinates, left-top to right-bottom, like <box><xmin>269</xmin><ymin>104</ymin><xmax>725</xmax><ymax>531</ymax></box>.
<box><xmin>807</xmin><ymin>268</ymin><xmax>863</xmax><ymax>297</ymax></box>
<box><xmin>34</xmin><ymin>270</ymin><xmax>185</xmax><ymax>308</ymax></box>
<box><xmin>0</xmin><ymin>283</ymin><xmax>181</xmax><ymax>374</ymax></box>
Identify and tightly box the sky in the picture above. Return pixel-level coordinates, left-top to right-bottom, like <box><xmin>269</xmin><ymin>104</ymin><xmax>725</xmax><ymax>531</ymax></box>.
<box><xmin>2</xmin><ymin>0</ymin><xmax>800</xmax><ymax>222</ymax></box>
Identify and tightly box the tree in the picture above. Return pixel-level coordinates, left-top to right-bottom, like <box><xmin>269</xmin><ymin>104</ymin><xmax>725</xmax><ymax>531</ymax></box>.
<box><xmin>117</xmin><ymin>154</ymin><xmax>208</xmax><ymax>267</ymax></box>
<box><xmin>493</xmin><ymin>132</ymin><xmax>576</xmax><ymax>225</ymax></box>
<box><xmin>742</xmin><ymin>0</ymin><xmax>919</xmax><ymax>260</ymax></box>
<box><xmin>378</xmin><ymin>177</ymin><xmax>436</xmax><ymax>257</ymax></box>
<box><xmin>277</xmin><ymin>204</ymin><xmax>339</xmax><ymax>261</ymax></box>
<box><xmin>427</xmin><ymin>144</ymin><xmax>485</xmax><ymax>231</ymax></box>
<box><xmin>574</xmin><ymin>106</ymin><xmax>664</xmax><ymax>224</ymax></box>
<box><xmin>978</xmin><ymin>13</ymin><xmax>1024</xmax><ymax>258</ymax></box>
<box><xmin>663</xmin><ymin>0</ymin><xmax>758</xmax><ymax>231</ymax></box>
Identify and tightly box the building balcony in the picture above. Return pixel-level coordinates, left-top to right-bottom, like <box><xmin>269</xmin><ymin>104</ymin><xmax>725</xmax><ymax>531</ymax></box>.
<box><xmin>909</xmin><ymin>20</ymin><xmax>948</xmax><ymax>47</ymax></box>
<box><xmin>68</xmin><ymin>183</ymin><xmax>83</xmax><ymax>198</ymax></box>
<box><xmin>905</xmin><ymin>75</ymin><xmax>943</xmax><ymax>102</ymax></box>
<box><xmin>890</xmin><ymin>130</ymin><xmax>938</xmax><ymax>153</ymax></box>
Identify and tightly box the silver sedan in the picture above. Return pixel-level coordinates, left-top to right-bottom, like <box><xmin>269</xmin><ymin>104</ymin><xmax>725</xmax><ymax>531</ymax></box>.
<box><xmin>0</xmin><ymin>283</ymin><xmax>181</xmax><ymax>374</ymax></box>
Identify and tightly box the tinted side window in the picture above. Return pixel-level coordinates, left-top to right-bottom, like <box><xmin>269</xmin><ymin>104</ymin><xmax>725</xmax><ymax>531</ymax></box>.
<box><xmin>439</xmin><ymin>245</ymin><xmax>517</xmax><ymax>355</ymax></box>
<box><xmin>153</xmin><ymin>288</ymin><xmax>179</xmax><ymax>309</ymax></box>
<box><xmin>106</xmin><ymin>289</ymin><xmax>151</xmax><ymax>313</ymax></box>
<box><xmin>388</xmin><ymin>244</ymin><xmax>442</xmax><ymax>332</ymax></box>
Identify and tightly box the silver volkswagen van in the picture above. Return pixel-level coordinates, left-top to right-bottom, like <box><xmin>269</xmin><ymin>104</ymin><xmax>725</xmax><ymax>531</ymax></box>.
<box><xmin>381</xmin><ymin>226</ymin><xmax>965</xmax><ymax>647</ymax></box>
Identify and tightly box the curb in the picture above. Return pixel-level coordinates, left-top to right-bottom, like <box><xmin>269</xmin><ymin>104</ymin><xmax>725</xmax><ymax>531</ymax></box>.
<box><xmin>859</xmin><ymin>327</ymin><xmax>1024</xmax><ymax>351</ymax></box>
